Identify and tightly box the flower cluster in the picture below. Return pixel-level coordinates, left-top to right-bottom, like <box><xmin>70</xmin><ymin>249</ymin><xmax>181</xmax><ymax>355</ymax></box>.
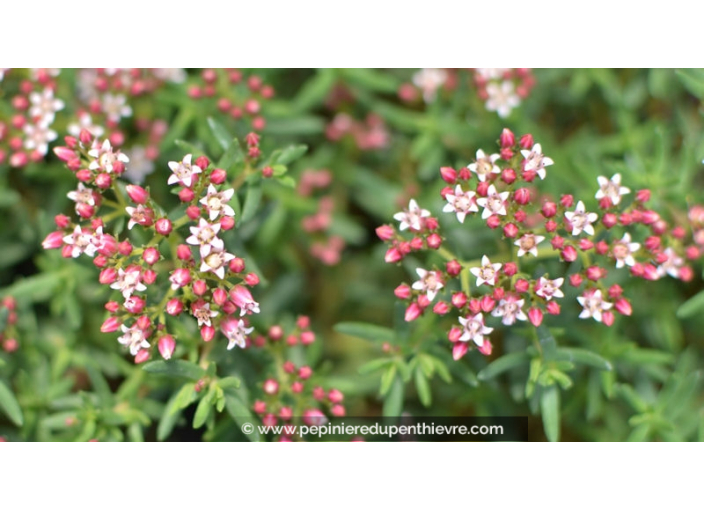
<box><xmin>0</xmin><ymin>68</ymin><xmax>64</xmax><ymax>167</ymax></box>
<box><xmin>0</xmin><ymin>297</ymin><xmax>18</xmax><ymax>354</ymax></box>
<box><xmin>298</xmin><ymin>169</ymin><xmax>345</xmax><ymax>265</ymax></box>
<box><xmin>379</xmin><ymin>128</ymin><xmax>703</xmax><ymax>360</ymax></box>
<box><xmin>326</xmin><ymin>112</ymin><xmax>389</xmax><ymax>151</ymax></box>
<box><xmin>44</xmin><ymin>131</ymin><xmax>260</xmax><ymax>362</ymax></box>
<box><xmin>249</xmin><ymin>316</ymin><xmax>345</xmax><ymax>441</ymax></box>
<box><xmin>472</xmin><ymin>68</ymin><xmax>535</xmax><ymax>118</ymax></box>
<box><xmin>188</xmin><ymin>68</ymin><xmax>273</xmax><ymax>132</ymax></box>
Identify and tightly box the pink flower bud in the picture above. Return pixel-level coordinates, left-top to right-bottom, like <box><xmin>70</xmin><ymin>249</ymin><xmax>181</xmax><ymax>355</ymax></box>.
<box><xmin>514</xmin><ymin>188</ymin><xmax>531</xmax><ymax>205</ymax></box>
<box><xmin>226</xmin><ymin>257</ymin><xmax>244</xmax><ymax>273</ymax></box>
<box><xmin>100</xmin><ymin>317</ymin><xmax>120</xmax><ymax>333</ymax></box>
<box><xmin>209</xmin><ymin>168</ymin><xmax>227</xmax><ymax>184</ymax></box>
<box><xmin>395</xmin><ymin>284</ymin><xmax>411</xmax><ymax>299</ymax></box>
<box><xmin>253</xmin><ymin>400</ymin><xmax>267</xmax><ymax>414</ymax></box>
<box><xmin>245</xmin><ymin>273</ymin><xmax>259</xmax><ymax>286</ymax></box>
<box><xmin>680</xmin><ymin>266</ymin><xmax>694</xmax><ymax>282</ymax></box>
<box><xmin>282</xmin><ymin>361</ymin><xmax>296</xmax><ymax>374</ymax></box>
<box><xmin>542</xmin><ymin>201</ymin><xmax>557</xmax><ymax>218</ymax></box>
<box><xmin>158</xmin><ymin>335</ymin><xmax>175</xmax><ymax>360</ymax></box>
<box><xmin>515</xmin><ymin>279</ymin><xmax>529</xmax><ymax>293</ymax></box>
<box><xmin>104</xmin><ymin>301</ymin><xmax>119</xmax><ymax>313</ymax></box>
<box><xmin>53</xmin><ymin>146</ymin><xmax>76</xmax><ymax>162</ymax></box>
<box><xmin>291</xmin><ymin>381</ymin><xmax>304</xmax><ymax>393</ymax></box>
<box><xmin>118</xmin><ymin>241</ymin><xmax>133</xmax><ymax>256</ymax></box>
<box><xmin>433</xmin><ymin>301</ymin><xmax>450</xmax><ymax>315</ymax></box>
<box><xmin>385</xmin><ymin>247</ymin><xmax>403</xmax><ymax>263</ymax></box>
<box><xmin>500</xmin><ymin>128</ymin><xmax>515</xmax><ymax>148</ymax></box>
<box><xmin>465</xmin><ymin>298</ymin><xmax>479</xmax><ymax>315</ymax></box>
<box><xmin>404</xmin><ymin>302</ymin><xmax>423</xmax><ymax>322</ymax></box>
<box><xmin>178</xmin><ymin>187</ymin><xmax>195</xmax><ymax>202</ymax></box>
<box><xmin>550</xmin><ymin>236</ymin><xmax>565</xmax><ymax>250</ymax></box>
<box><xmin>143</xmin><ymin>269</ymin><xmax>156</xmax><ymax>285</ymax></box>
<box><xmin>458</xmin><ymin>167</ymin><xmax>471</xmax><ymax>180</ymax></box>
<box><xmin>262</xmin><ymin>413</ymin><xmax>277</xmax><ymax>427</ymax></box>
<box><xmin>643</xmin><ymin>264</ymin><xmax>659</xmax><ymax>280</ymax></box>
<box><xmin>614</xmin><ymin>298</ymin><xmax>632</xmax><ymax>316</ymax></box>
<box><xmin>598</xmin><ymin>197</ymin><xmax>613</xmax><ymax>209</ymax></box>
<box><xmin>501</xmin><ymin>168</ymin><xmax>517</xmax><ymax>184</ymax></box>
<box><xmin>426</xmin><ymin>233</ymin><xmax>442</xmax><ymax>249</ymax></box>
<box><xmin>220</xmin><ymin>215</ymin><xmax>235</xmax><ymax>230</ymax></box>
<box><xmin>142</xmin><ymin>247</ymin><xmax>160</xmax><ymax>266</ymax></box>
<box><xmin>99</xmin><ymin>268</ymin><xmax>117</xmax><ymax>285</ymax></box>
<box><xmin>546</xmin><ymin>301</ymin><xmax>561</xmax><ymax>315</ymax></box>
<box><xmin>410</xmin><ymin>237</ymin><xmax>424</xmax><ymax>250</ymax></box>
<box><xmin>500</xmin><ymin>148</ymin><xmax>514</xmax><ymax>160</ymax></box>
<box><xmin>519</xmin><ymin>134</ymin><xmax>534</xmax><ymax>149</ymax></box>
<box><xmin>486</xmin><ymin>215</ymin><xmax>501</xmax><ymax>229</ymax></box>
<box><xmin>296</xmin><ymin>316</ymin><xmax>310</xmax><ymax>329</ymax></box>
<box><xmin>480</xmin><ymin>295</ymin><xmax>495</xmax><ymax>312</ymax></box>
<box><xmin>76</xmin><ymin>202</ymin><xmax>95</xmax><ymax>218</ymax></box>
<box><xmin>448</xmin><ymin>326</ymin><xmax>462</xmax><ymax>343</ymax></box>
<box><xmin>166</xmin><ymin>298</ymin><xmax>184</xmax><ymax>316</ymax></box>
<box><xmin>440</xmin><ymin>166</ymin><xmax>457</xmax><ymax>183</ymax></box>
<box><xmin>602</xmin><ymin>311</ymin><xmax>615</xmax><ymax>326</ymax></box>
<box><xmin>186</xmin><ymin>205</ymin><xmax>201</xmax><ymax>220</ymax></box>
<box><xmin>425</xmin><ymin>217</ymin><xmax>439</xmax><ymax>230</ymax></box>
<box><xmin>503</xmin><ymin>223</ymin><xmax>518</xmax><ymax>238</ymax></box>
<box><xmin>502</xmin><ymin>262</ymin><xmax>517</xmax><ymax>277</ymax></box>
<box><xmin>200</xmin><ymin>325</ymin><xmax>215</xmax><ymax>342</ymax></box>
<box><xmin>327</xmin><ymin>389</ymin><xmax>344</xmax><ymax>404</ymax></box>
<box><xmin>134</xmin><ymin>350</ymin><xmax>150</xmax><ymax>364</ymax></box>
<box><xmin>569</xmin><ymin>273</ymin><xmax>583</xmax><ymax>286</ymax></box>
<box><xmin>268</xmin><ymin>325</ymin><xmax>283</xmax><ymax>341</ymax></box>
<box><xmin>560</xmin><ymin>195</ymin><xmax>574</xmax><ymax>208</ymax></box>
<box><xmin>451</xmin><ymin>292</ymin><xmax>467</xmax><ymax>309</ymax></box>
<box><xmin>477</xmin><ymin>340</ymin><xmax>493</xmax><ymax>356</ymax></box>
<box><xmin>195</xmin><ymin>156</ymin><xmax>209</xmax><ymax>170</ymax></box>
<box><xmin>376</xmin><ymin>225</ymin><xmax>395</xmax><ymax>241</ymax></box>
<box><xmin>42</xmin><ymin>231</ymin><xmax>65</xmax><ymax>250</ymax></box>
<box><xmin>299</xmin><ymin>366</ymin><xmax>313</xmax><ymax>379</ymax></box>
<box><xmin>493</xmin><ymin>287</ymin><xmax>505</xmax><ymax>301</ymax></box>
<box><xmin>174</xmin><ymin>244</ymin><xmax>191</xmax><ymax>261</ymax></box>
<box><xmin>446</xmin><ymin>259</ymin><xmax>462</xmax><ymax>277</ymax></box>
<box><xmin>126</xmin><ymin>184</ymin><xmax>149</xmax><ymax>204</ymax></box>
<box><xmin>528</xmin><ymin>307</ymin><xmax>543</xmax><ymax>327</ymax></box>
<box><xmin>476</xmin><ymin>181</ymin><xmax>489</xmax><ymax>197</ymax></box>
<box><xmin>586</xmin><ymin>266</ymin><xmax>606</xmax><ymax>281</ymax></box>
<box><xmin>331</xmin><ymin>404</ymin><xmax>346</xmax><ymax>417</ymax></box>
<box><xmin>79</xmin><ymin>129</ymin><xmax>93</xmax><ymax>146</ymax></box>
<box><xmin>452</xmin><ymin>342</ymin><xmax>469</xmax><ymax>361</ymax></box>
<box><xmin>155</xmin><ymin>218</ymin><xmax>172</xmax><ymax>235</ymax></box>
<box><xmin>636</xmin><ymin>189</ymin><xmax>651</xmax><ymax>203</ymax></box>
<box><xmin>440</xmin><ymin>186</ymin><xmax>453</xmax><ymax>199</ymax></box>
<box><xmin>192</xmin><ymin>280</ymin><xmax>207</xmax><ymax>296</ymax></box>
<box><xmin>644</xmin><ymin>236</ymin><xmax>661</xmax><ymax>252</ymax></box>
<box><xmin>641</xmin><ymin>210</ymin><xmax>659</xmax><ymax>225</ymax></box>
<box><xmin>561</xmin><ymin>246</ymin><xmax>578</xmax><ymax>262</ymax></box>
<box><xmin>578</xmin><ymin>239</ymin><xmax>594</xmax><ymax>251</ymax></box>
<box><xmin>301</xmin><ymin>330</ymin><xmax>316</xmax><ymax>345</ymax></box>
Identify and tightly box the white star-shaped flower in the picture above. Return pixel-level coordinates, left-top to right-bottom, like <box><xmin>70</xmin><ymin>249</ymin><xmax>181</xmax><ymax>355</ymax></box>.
<box><xmin>186</xmin><ymin>218</ymin><xmax>224</xmax><ymax>257</ymax></box>
<box><xmin>476</xmin><ymin>185</ymin><xmax>510</xmax><ymax>219</ymax></box>
<box><xmin>491</xmin><ymin>295</ymin><xmax>527</xmax><ymax>325</ymax></box>
<box><xmin>442</xmin><ymin>185</ymin><xmax>478</xmax><ymax>223</ymax></box>
<box><xmin>485</xmin><ymin>81</ymin><xmax>520</xmax><ymax>118</ymax></box>
<box><xmin>657</xmin><ymin>247</ymin><xmax>683</xmax><ymax>279</ymax></box>
<box><xmin>167</xmin><ymin>154</ymin><xmax>202</xmax><ymax>187</ymax></box>
<box><xmin>520</xmin><ymin>143</ymin><xmax>553</xmax><ymax>180</ymax></box>
<box><xmin>515</xmin><ymin>234</ymin><xmax>545</xmax><ymax>257</ymax></box>
<box><xmin>110</xmin><ymin>266</ymin><xmax>147</xmax><ymax>298</ymax></box>
<box><xmin>468</xmin><ymin>149</ymin><xmax>501</xmax><ymax>182</ymax></box>
<box><xmin>88</xmin><ymin>139</ymin><xmax>129</xmax><ymax>173</ymax></box>
<box><xmin>612</xmin><ymin>233</ymin><xmax>640</xmax><ymax>268</ymax></box>
<box><xmin>595</xmin><ymin>174</ymin><xmax>630</xmax><ymax>205</ymax></box>
<box><xmin>23</xmin><ymin>121</ymin><xmax>57</xmax><ymax>156</ymax></box>
<box><xmin>200</xmin><ymin>185</ymin><xmax>236</xmax><ymax>221</ymax></box>
<box><xmin>470</xmin><ymin>255</ymin><xmax>502</xmax><ymax>286</ymax></box>
<box><xmin>458</xmin><ymin>313</ymin><xmax>493</xmax><ymax>347</ymax></box>
<box><xmin>564</xmin><ymin>201</ymin><xmax>598</xmax><ymax>236</ymax></box>
<box><xmin>411</xmin><ymin>268</ymin><xmax>444</xmax><ymax>301</ymax></box>
<box><xmin>29</xmin><ymin>88</ymin><xmax>64</xmax><ymax>123</ymax></box>
<box><xmin>393</xmin><ymin>199</ymin><xmax>430</xmax><ymax>231</ymax></box>
<box><xmin>62</xmin><ymin>226</ymin><xmax>98</xmax><ymax>258</ymax></box>
<box><xmin>577</xmin><ymin>289</ymin><xmax>612</xmax><ymax>322</ymax></box>
<box><xmin>200</xmin><ymin>249</ymin><xmax>235</xmax><ymax>279</ymax></box>
<box><xmin>535</xmin><ymin>277</ymin><xmax>564</xmax><ymax>301</ymax></box>
<box><xmin>412</xmin><ymin>68</ymin><xmax>448</xmax><ymax>103</ymax></box>
<box><xmin>222</xmin><ymin>318</ymin><xmax>254</xmax><ymax>350</ymax></box>
<box><xmin>118</xmin><ymin>324</ymin><xmax>150</xmax><ymax>356</ymax></box>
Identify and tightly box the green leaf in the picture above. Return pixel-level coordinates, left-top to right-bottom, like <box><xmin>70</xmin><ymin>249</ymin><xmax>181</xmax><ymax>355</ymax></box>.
<box><xmin>157</xmin><ymin>389</ymin><xmax>185</xmax><ymax>441</ymax></box>
<box><xmin>379</xmin><ymin>364</ymin><xmax>398</xmax><ymax>396</ymax></box>
<box><xmin>293</xmin><ymin>69</ymin><xmax>338</xmax><ymax>112</ymax></box>
<box><xmin>676</xmin><ymin>69</ymin><xmax>704</xmax><ymax>99</ymax></box>
<box><xmin>4</xmin><ymin>272</ymin><xmax>62</xmax><ymax>302</ymax></box>
<box><xmin>218</xmin><ymin>376</ymin><xmax>241</xmax><ymax>389</ymax></box>
<box><xmin>240</xmin><ymin>185</ymin><xmax>262</xmax><ymax>224</ymax></box>
<box><xmin>224</xmin><ymin>394</ymin><xmax>261</xmax><ymax>442</ymax></box>
<box><xmin>0</xmin><ymin>380</ymin><xmax>23</xmax><ymax>426</ymax></box>
<box><xmin>174</xmin><ymin>139</ymin><xmax>204</xmax><ymax>157</ymax></box>
<box><xmin>142</xmin><ymin>360</ymin><xmax>205</xmax><ymax>381</ymax></box>
<box><xmin>0</xmin><ymin>307</ymin><xmax>8</xmax><ymax>332</ymax></box>
<box><xmin>263</xmin><ymin>116</ymin><xmax>325</xmax><ymax>136</ymax></box>
<box><xmin>477</xmin><ymin>352</ymin><xmax>530</xmax><ymax>381</ymax></box>
<box><xmin>382</xmin><ymin>375</ymin><xmax>404</xmax><ymax>417</ymax></box>
<box><xmin>537</xmin><ymin>325</ymin><xmax>558</xmax><ymax>360</ymax></box>
<box><xmin>207</xmin><ymin>117</ymin><xmax>232</xmax><ymax>151</ymax></box>
<box><xmin>415</xmin><ymin>367</ymin><xmax>432</xmax><ymax>407</ymax></box>
<box><xmin>274</xmin><ymin>145</ymin><xmax>308</xmax><ymax>166</ymax></box>
<box><xmin>342</xmin><ymin>68</ymin><xmax>399</xmax><ymax>93</ymax></box>
<box><xmin>358</xmin><ymin>358</ymin><xmax>394</xmax><ymax>374</ymax></box>
<box><xmin>555</xmin><ymin>348</ymin><xmax>612</xmax><ymax>371</ymax></box>
<box><xmin>334</xmin><ymin>322</ymin><xmax>395</xmax><ymax>343</ymax></box>
<box><xmin>217</xmin><ymin>138</ymin><xmax>244</xmax><ymax>171</ymax></box>
<box><xmin>193</xmin><ymin>389</ymin><xmax>214</xmax><ymax>429</ymax></box>
<box><xmin>540</xmin><ymin>385</ymin><xmax>560</xmax><ymax>442</ymax></box>
<box><xmin>677</xmin><ymin>289</ymin><xmax>704</xmax><ymax>318</ymax></box>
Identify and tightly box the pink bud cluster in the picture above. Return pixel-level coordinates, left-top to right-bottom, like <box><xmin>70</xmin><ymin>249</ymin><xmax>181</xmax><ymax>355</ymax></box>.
<box><xmin>0</xmin><ymin>296</ymin><xmax>19</xmax><ymax>354</ymax></box>
<box><xmin>380</xmin><ymin>128</ymin><xmax>704</xmax><ymax>360</ymax></box>
<box><xmin>44</xmin><ymin>135</ymin><xmax>260</xmax><ymax>361</ymax></box>
<box><xmin>250</xmin><ymin>316</ymin><xmax>344</xmax><ymax>441</ymax></box>
<box><xmin>326</xmin><ymin>112</ymin><xmax>389</xmax><ymax>151</ymax></box>
<box><xmin>298</xmin><ymin>169</ymin><xmax>345</xmax><ymax>265</ymax></box>
<box><xmin>188</xmin><ymin>68</ymin><xmax>273</xmax><ymax>132</ymax></box>
<box><xmin>0</xmin><ymin>68</ymin><xmax>63</xmax><ymax>167</ymax></box>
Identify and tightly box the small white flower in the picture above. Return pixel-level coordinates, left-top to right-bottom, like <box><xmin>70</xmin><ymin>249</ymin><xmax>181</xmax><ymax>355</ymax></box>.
<box><xmin>535</xmin><ymin>277</ymin><xmax>564</xmax><ymax>301</ymax></box>
<box><xmin>62</xmin><ymin>226</ymin><xmax>98</xmax><ymax>258</ymax></box>
<box><xmin>152</xmin><ymin>68</ymin><xmax>187</xmax><ymax>84</ymax></box>
<box><xmin>222</xmin><ymin>318</ymin><xmax>254</xmax><ymax>350</ymax></box>
<box><xmin>110</xmin><ymin>266</ymin><xmax>147</xmax><ymax>299</ymax></box>
<box><xmin>577</xmin><ymin>289</ymin><xmax>612</xmax><ymax>322</ymax></box>
<box><xmin>475</xmin><ymin>68</ymin><xmax>509</xmax><ymax>80</ymax></box>
<box><xmin>393</xmin><ymin>199</ymin><xmax>430</xmax><ymax>231</ymax></box>
<box><xmin>612</xmin><ymin>233</ymin><xmax>640</xmax><ymax>268</ymax></box>
<box><xmin>168</xmin><ymin>154</ymin><xmax>202</xmax><ymax>187</ymax></box>
<box><xmin>118</xmin><ymin>324</ymin><xmax>150</xmax><ymax>356</ymax></box>
<box><xmin>88</xmin><ymin>139</ymin><xmax>129</xmax><ymax>173</ymax></box>
<box><xmin>485</xmin><ymin>80</ymin><xmax>520</xmax><ymax>118</ymax></box>
<box><xmin>192</xmin><ymin>302</ymin><xmax>219</xmax><ymax>327</ymax></box>
<box><xmin>442</xmin><ymin>185</ymin><xmax>478</xmax><ymax>223</ymax></box>
<box><xmin>122</xmin><ymin>146</ymin><xmax>155</xmax><ymax>184</ymax></box>
<box><xmin>657</xmin><ymin>247</ymin><xmax>684</xmax><ymax>279</ymax></box>
<box><xmin>412</xmin><ymin>68</ymin><xmax>448</xmax><ymax>103</ymax></box>
<box><xmin>476</xmin><ymin>185</ymin><xmax>510</xmax><ymax>219</ymax></box>
<box><xmin>67</xmin><ymin>182</ymin><xmax>95</xmax><ymax>206</ymax></box>
<box><xmin>186</xmin><ymin>218</ymin><xmax>224</xmax><ymax>258</ymax></box>
<box><xmin>125</xmin><ymin>204</ymin><xmax>154</xmax><ymax>230</ymax></box>
<box><xmin>0</xmin><ymin>68</ymin><xmax>8</xmax><ymax>81</ymax></box>
<box><xmin>491</xmin><ymin>295</ymin><xmax>527</xmax><ymax>325</ymax></box>
<box><xmin>515</xmin><ymin>234</ymin><xmax>545</xmax><ymax>257</ymax></box>
<box><xmin>200</xmin><ymin>185</ymin><xmax>236</xmax><ymax>221</ymax></box>
<box><xmin>458</xmin><ymin>313</ymin><xmax>493</xmax><ymax>347</ymax></box>
<box><xmin>470</xmin><ymin>255</ymin><xmax>502</xmax><ymax>287</ymax></box>
<box><xmin>200</xmin><ymin>249</ymin><xmax>236</xmax><ymax>280</ymax></box>
<box><xmin>411</xmin><ymin>268</ymin><xmax>444</xmax><ymax>301</ymax></box>
<box><xmin>564</xmin><ymin>201</ymin><xmax>598</xmax><ymax>236</ymax></box>
<box><xmin>468</xmin><ymin>149</ymin><xmax>501</xmax><ymax>182</ymax></box>
<box><xmin>23</xmin><ymin>121</ymin><xmax>57</xmax><ymax>156</ymax></box>
<box><xmin>29</xmin><ymin>88</ymin><xmax>64</xmax><ymax>123</ymax></box>
<box><xmin>101</xmin><ymin>93</ymin><xmax>132</xmax><ymax>123</ymax></box>
<box><xmin>520</xmin><ymin>143</ymin><xmax>553</xmax><ymax>180</ymax></box>
<box><xmin>68</xmin><ymin>112</ymin><xmax>105</xmax><ymax>139</ymax></box>
<box><xmin>595</xmin><ymin>174</ymin><xmax>630</xmax><ymax>205</ymax></box>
